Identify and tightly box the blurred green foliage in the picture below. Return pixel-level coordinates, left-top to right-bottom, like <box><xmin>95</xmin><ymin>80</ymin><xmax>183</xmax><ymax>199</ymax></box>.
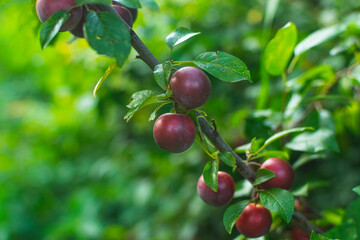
<box><xmin>0</xmin><ymin>0</ymin><xmax>360</xmax><ymax>239</ymax></box>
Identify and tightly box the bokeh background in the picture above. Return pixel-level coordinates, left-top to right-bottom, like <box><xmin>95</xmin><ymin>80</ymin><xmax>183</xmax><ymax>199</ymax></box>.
<box><xmin>1</xmin><ymin>0</ymin><xmax>360</xmax><ymax>239</ymax></box>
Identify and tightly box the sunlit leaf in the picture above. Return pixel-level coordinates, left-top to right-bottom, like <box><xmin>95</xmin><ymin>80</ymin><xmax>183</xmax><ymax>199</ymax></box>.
<box><xmin>218</xmin><ymin>152</ymin><xmax>236</xmax><ymax>169</ymax></box>
<box><xmin>84</xmin><ymin>12</ymin><xmax>131</xmax><ymax>67</ymax></box>
<box><xmin>292</xmin><ymin>153</ymin><xmax>326</xmax><ymax>169</ymax></box>
<box><xmin>194</xmin><ymin>51</ymin><xmax>251</xmax><ymax>82</ymax></box>
<box><xmin>305</xmin><ymin>95</ymin><xmax>351</xmax><ymax>106</ymax></box>
<box><xmin>295</xmin><ymin>25</ymin><xmax>346</xmax><ymax>56</ymax></box>
<box><xmin>140</xmin><ymin>0</ymin><xmax>159</xmax><ymax>11</ymax></box>
<box><xmin>311</xmin><ymin>231</ymin><xmax>339</xmax><ymax>240</ymax></box>
<box><xmin>154</xmin><ymin>61</ymin><xmax>171</xmax><ymax>90</ymax></box>
<box><xmin>264</xmin><ymin>22</ymin><xmax>298</xmax><ymax>76</ymax></box>
<box><xmin>255</xmin><ymin>151</ymin><xmax>289</xmax><ymax>160</ymax></box>
<box><xmin>260</xmin><ymin>188</ymin><xmax>295</xmax><ymax>223</ymax></box>
<box><xmin>113</xmin><ymin>0</ymin><xmax>141</xmax><ymax>8</ymax></box>
<box><xmin>93</xmin><ymin>61</ymin><xmax>117</xmax><ymax>98</ymax></box>
<box><xmin>166</xmin><ymin>27</ymin><xmax>200</xmax><ymax>49</ymax></box>
<box><xmin>203</xmin><ymin>160</ymin><xmax>219</xmax><ymax>192</ymax></box>
<box><xmin>259</xmin><ymin>127</ymin><xmax>313</xmax><ymax>152</ymax></box>
<box><xmin>223</xmin><ymin>200</ymin><xmax>249</xmax><ymax>234</ymax></box>
<box><xmin>286</xmin><ymin>110</ymin><xmax>339</xmax><ymax>153</ymax></box>
<box><xmin>253</xmin><ymin>169</ymin><xmax>276</xmax><ymax>186</ymax></box>
<box><xmin>40</xmin><ymin>10</ymin><xmax>70</xmax><ymax>49</ymax></box>
<box><xmin>124</xmin><ymin>90</ymin><xmax>159</xmax><ymax>121</ymax></box>
<box><xmin>353</xmin><ymin>186</ymin><xmax>360</xmax><ymax>196</ymax></box>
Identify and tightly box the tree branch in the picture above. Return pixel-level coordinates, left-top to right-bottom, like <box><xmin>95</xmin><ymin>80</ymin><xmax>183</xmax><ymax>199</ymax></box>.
<box><xmin>97</xmin><ymin>3</ymin><xmax>257</xmax><ymax>182</ymax></box>
<box><xmin>94</xmin><ymin>3</ymin><xmax>320</xmax><ymax>234</ymax></box>
<box><xmin>196</xmin><ymin>113</ymin><xmax>256</xmax><ymax>182</ymax></box>
<box><xmin>293</xmin><ymin>210</ymin><xmax>324</xmax><ymax>235</ymax></box>
<box><xmin>95</xmin><ymin>4</ymin><xmax>160</xmax><ymax>69</ymax></box>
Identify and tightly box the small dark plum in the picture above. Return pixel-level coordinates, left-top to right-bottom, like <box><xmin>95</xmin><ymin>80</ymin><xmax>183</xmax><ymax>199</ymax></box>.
<box><xmin>197</xmin><ymin>171</ymin><xmax>235</xmax><ymax>206</ymax></box>
<box><xmin>169</xmin><ymin>67</ymin><xmax>211</xmax><ymax>109</ymax></box>
<box><xmin>260</xmin><ymin>158</ymin><xmax>294</xmax><ymax>190</ymax></box>
<box><xmin>291</xmin><ymin>227</ymin><xmax>310</xmax><ymax>240</ymax></box>
<box><xmin>70</xmin><ymin>4</ymin><xmax>99</xmax><ymax>38</ymax></box>
<box><xmin>153</xmin><ymin>113</ymin><xmax>196</xmax><ymax>153</ymax></box>
<box><xmin>36</xmin><ymin>0</ymin><xmax>83</xmax><ymax>32</ymax></box>
<box><xmin>112</xmin><ymin>4</ymin><xmax>134</xmax><ymax>27</ymax></box>
<box><xmin>70</xmin><ymin>3</ymin><xmax>133</xmax><ymax>38</ymax></box>
<box><xmin>236</xmin><ymin>203</ymin><xmax>272</xmax><ymax>238</ymax></box>
<box><xmin>112</xmin><ymin>1</ymin><xmax>138</xmax><ymax>22</ymax></box>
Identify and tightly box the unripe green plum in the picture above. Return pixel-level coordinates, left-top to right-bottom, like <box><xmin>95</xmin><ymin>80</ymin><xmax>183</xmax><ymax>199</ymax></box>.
<box><xmin>197</xmin><ymin>171</ymin><xmax>235</xmax><ymax>206</ymax></box>
<box><xmin>260</xmin><ymin>158</ymin><xmax>294</xmax><ymax>190</ymax></box>
<box><xmin>169</xmin><ymin>67</ymin><xmax>211</xmax><ymax>109</ymax></box>
<box><xmin>153</xmin><ymin>113</ymin><xmax>196</xmax><ymax>153</ymax></box>
<box><xmin>236</xmin><ymin>203</ymin><xmax>272</xmax><ymax>238</ymax></box>
<box><xmin>36</xmin><ymin>0</ymin><xmax>83</xmax><ymax>32</ymax></box>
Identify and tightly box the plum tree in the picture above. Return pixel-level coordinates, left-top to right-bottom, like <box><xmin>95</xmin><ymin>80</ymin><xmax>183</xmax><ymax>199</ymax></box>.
<box><xmin>291</xmin><ymin>227</ymin><xmax>310</xmax><ymax>240</ymax></box>
<box><xmin>197</xmin><ymin>171</ymin><xmax>235</xmax><ymax>206</ymax></box>
<box><xmin>169</xmin><ymin>67</ymin><xmax>211</xmax><ymax>109</ymax></box>
<box><xmin>36</xmin><ymin>0</ymin><xmax>83</xmax><ymax>32</ymax></box>
<box><xmin>260</xmin><ymin>158</ymin><xmax>294</xmax><ymax>190</ymax></box>
<box><xmin>153</xmin><ymin>113</ymin><xmax>196</xmax><ymax>153</ymax></box>
<box><xmin>236</xmin><ymin>203</ymin><xmax>272</xmax><ymax>238</ymax></box>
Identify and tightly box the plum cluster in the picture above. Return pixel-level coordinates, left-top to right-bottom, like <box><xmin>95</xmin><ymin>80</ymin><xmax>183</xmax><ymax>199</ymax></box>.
<box><xmin>151</xmin><ymin>66</ymin><xmax>299</xmax><ymax>238</ymax></box>
<box><xmin>36</xmin><ymin>0</ymin><xmax>137</xmax><ymax>37</ymax></box>
<box><xmin>153</xmin><ymin>67</ymin><xmax>211</xmax><ymax>153</ymax></box>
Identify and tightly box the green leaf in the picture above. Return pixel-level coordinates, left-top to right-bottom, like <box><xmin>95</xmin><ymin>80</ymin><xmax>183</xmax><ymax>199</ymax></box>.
<box><xmin>291</xmin><ymin>181</ymin><xmax>328</xmax><ymax>197</ymax></box>
<box><xmin>148</xmin><ymin>101</ymin><xmax>170</xmax><ymax>121</ymax></box>
<box><xmin>326</xmin><ymin>198</ymin><xmax>360</xmax><ymax>239</ymax></box>
<box><xmin>259</xmin><ymin>127</ymin><xmax>314</xmax><ymax>152</ymax></box>
<box><xmin>202</xmin><ymin>160</ymin><xmax>219</xmax><ymax>192</ymax></box>
<box><xmin>253</xmin><ymin>169</ymin><xmax>276</xmax><ymax>186</ymax></box>
<box><xmin>260</xmin><ymin>188</ymin><xmax>295</xmax><ymax>223</ymax></box>
<box><xmin>194</xmin><ymin>51</ymin><xmax>251</xmax><ymax>82</ymax></box>
<box><xmin>234</xmin><ymin>180</ymin><xmax>253</xmax><ymax>198</ymax></box>
<box><xmin>305</xmin><ymin>95</ymin><xmax>351</xmax><ymax>106</ymax></box>
<box><xmin>39</xmin><ymin>10</ymin><xmax>70</xmax><ymax>49</ymax></box>
<box><xmin>353</xmin><ymin>186</ymin><xmax>360</xmax><ymax>196</ymax></box>
<box><xmin>286</xmin><ymin>110</ymin><xmax>339</xmax><ymax>153</ymax></box>
<box><xmin>124</xmin><ymin>90</ymin><xmax>158</xmax><ymax>122</ymax></box>
<box><xmin>311</xmin><ymin>231</ymin><xmax>338</xmax><ymax>240</ymax></box>
<box><xmin>93</xmin><ymin>61</ymin><xmax>117</xmax><ymax>98</ymax></box>
<box><xmin>84</xmin><ymin>12</ymin><xmax>131</xmax><ymax>67</ymax></box>
<box><xmin>166</xmin><ymin>27</ymin><xmax>200</xmax><ymax>49</ymax></box>
<box><xmin>76</xmin><ymin>0</ymin><xmax>111</xmax><ymax>4</ymax></box>
<box><xmin>234</xmin><ymin>138</ymin><xmax>264</xmax><ymax>154</ymax></box>
<box><xmin>295</xmin><ymin>24</ymin><xmax>346</xmax><ymax>56</ymax></box>
<box><xmin>223</xmin><ymin>200</ymin><xmax>249</xmax><ymax>234</ymax></box>
<box><xmin>113</xmin><ymin>0</ymin><xmax>141</xmax><ymax>8</ymax></box>
<box><xmin>292</xmin><ymin>153</ymin><xmax>326</xmax><ymax>169</ymax></box>
<box><xmin>218</xmin><ymin>152</ymin><xmax>236</xmax><ymax>169</ymax></box>
<box><xmin>296</xmin><ymin>65</ymin><xmax>335</xmax><ymax>86</ymax></box>
<box><xmin>286</xmin><ymin>129</ymin><xmax>340</xmax><ymax>153</ymax></box>
<box><xmin>255</xmin><ymin>151</ymin><xmax>289</xmax><ymax>160</ymax></box>
<box><xmin>154</xmin><ymin>61</ymin><xmax>172</xmax><ymax>90</ymax></box>
<box><xmin>264</xmin><ymin>22</ymin><xmax>298</xmax><ymax>76</ymax></box>
<box><xmin>140</xmin><ymin>0</ymin><xmax>159</xmax><ymax>11</ymax></box>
